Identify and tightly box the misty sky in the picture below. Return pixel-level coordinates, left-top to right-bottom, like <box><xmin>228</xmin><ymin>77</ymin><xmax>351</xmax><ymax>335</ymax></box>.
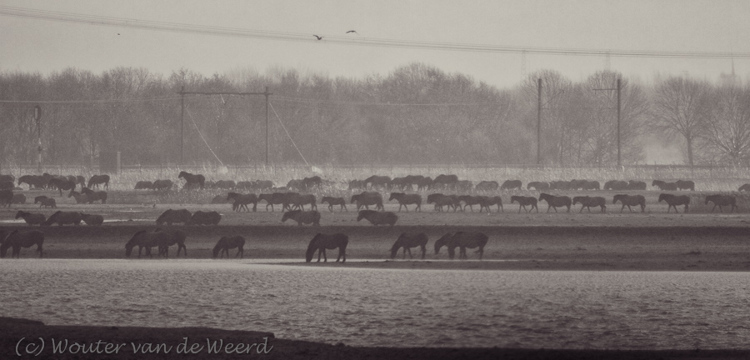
<box><xmin>1</xmin><ymin>0</ymin><xmax>747</xmax><ymax>88</ymax></box>
<box><xmin>1</xmin><ymin>0</ymin><xmax>748</xmax><ymax>164</ymax></box>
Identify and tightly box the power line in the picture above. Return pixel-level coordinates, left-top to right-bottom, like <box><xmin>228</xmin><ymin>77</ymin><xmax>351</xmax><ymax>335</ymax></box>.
<box><xmin>1</xmin><ymin>5</ymin><xmax>748</xmax><ymax>59</ymax></box>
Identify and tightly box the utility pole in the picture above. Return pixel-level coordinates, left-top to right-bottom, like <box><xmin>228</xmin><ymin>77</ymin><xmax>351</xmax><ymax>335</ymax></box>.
<box><xmin>34</xmin><ymin>105</ymin><xmax>42</xmax><ymax>172</ymax></box>
<box><xmin>593</xmin><ymin>78</ymin><xmax>622</xmax><ymax>167</ymax></box>
<box><xmin>180</xmin><ymin>86</ymin><xmax>185</xmax><ymax>165</ymax></box>
<box><xmin>537</xmin><ymin>78</ymin><xmax>542</xmax><ymax>165</ymax></box>
<box><xmin>265</xmin><ymin>86</ymin><xmax>270</xmax><ymax>167</ymax></box>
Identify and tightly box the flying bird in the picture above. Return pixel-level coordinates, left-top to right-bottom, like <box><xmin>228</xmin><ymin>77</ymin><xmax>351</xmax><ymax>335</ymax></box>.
<box><xmin>346</xmin><ymin>30</ymin><xmax>357</xmax><ymax>34</ymax></box>
<box><xmin>313</xmin><ymin>35</ymin><xmax>323</xmax><ymax>40</ymax></box>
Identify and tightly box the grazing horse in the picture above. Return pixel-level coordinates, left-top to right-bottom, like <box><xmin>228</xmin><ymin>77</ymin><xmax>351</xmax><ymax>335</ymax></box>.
<box><xmin>658</xmin><ymin>193</ymin><xmax>690</xmax><ymax>213</ymax></box>
<box><xmin>475</xmin><ymin>181</ymin><xmax>499</xmax><ymax>192</ymax></box>
<box><xmin>154</xmin><ymin>228</ymin><xmax>187</xmax><ymax>258</ymax></box>
<box><xmin>80</xmin><ymin>213</ymin><xmax>104</xmax><ymax>226</ymax></box>
<box><xmin>434</xmin><ymin>232</ymin><xmax>488</xmax><ymax>260</ymax></box>
<box><xmin>350</xmin><ymin>192</ymin><xmax>384</xmax><ymax>211</ymax></box>
<box><xmin>152</xmin><ymin>179</ymin><xmax>174</xmax><ymax>191</ymax></box>
<box><xmin>705</xmin><ymin>194</ymin><xmax>736</xmax><ymax>213</ymax></box>
<box><xmin>572</xmin><ymin>196</ymin><xmax>606</xmax><ymax>213</ymax></box>
<box><xmin>47</xmin><ymin>178</ymin><xmax>76</xmax><ymax>196</ymax></box>
<box><xmin>42</xmin><ymin>211</ymin><xmax>82</xmax><ymax>226</ymax></box>
<box><xmin>306</xmin><ymin>233</ymin><xmax>348</xmax><ymax>263</ymax></box>
<box><xmin>511</xmin><ymin>196</ymin><xmax>538</xmax><ymax>213</ymax></box>
<box><xmin>390</xmin><ymin>233</ymin><xmax>428</xmax><ymax>259</ymax></box>
<box><xmin>68</xmin><ymin>190</ymin><xmax>90</xmax><ymax>204</ymax></box>
<box><xmin>18</xmin><ymin>175</ymin><xmax>46</xmax><ymax>189</ymax></box>
<box><xmin>739</xmin><ymin>184</ymin><xmax>750</xmax><ymax>192</ymax></box>
<box><xmin>178</xmin><ymin>171</ymin><xmax>205</xmax><ymax>190</ymax></box>
<box><xmin>258</xmin><ymin>193</ymin><xmax>294</xmax><ymax>212</ymax></box>
<box><xmin>281</xmin><ymin>210</ymin><xmax>321</xmax><ymax>226</ymax></box>
<box><xmin>156</xmin><ymin>209</ymin><xmax>192</xmax><ymax>226</ymax></box>
<box><xmin>676</xmin><ymin>180</ymin><xmax>695</xmax><ymax>191</ymax></box>
<box><xmin>389</xmin><ymin>193</ymin><xmax>422</xmax><ymax>212</ymax></box>
<box><xmin>538</xmin><ymin>193</ymin><xmax>572</xmax><ymax>213</ymax></box>
<box><xmin>612</xmin><ymin>194</ymin><xmax>646</xmax><ymax>213</ymax></box>
<box><xmin>0</xmin><ymin>230</ymin><xmax>44</xmax><ymax>258</ymax></box>
<box><xmin>15</xmin><ymin>211</ymin><xmax>46</xmax><ymax>226</ymax></box>
<box><xmin>321</xmin><ymin>196</ymin><xmax>347</xmax><ymax>212</ymax></box>
<box><xmin>87</xmin><ymin>174</ymin><xmax>110</xmax><ymax>190</ymax></box>
<box><xmin>357</xmin><ymin>210</ymin><xmax>398</xmax><ymax>226</ymax></box>
<box><xmin>135</xmin><ymin>181</ymin><xmax>154</xmax><ymax>190</ymax></box>
<box><xmin>627</xmin><ymin>180</ymin><xmax>647</xmax><ymax>190</ymax></box>
<box><xmin>213</xmin><ymin>236</ymin><xmax>245</xmax><ymax>258</ymax></box>
<box><xmin>125</xmin><ymin>230</ymin><xmax>169</xmax><ymax>258</ymax></box>
<box><xmin>227</xmin><ymin>192</ymin><xmax>258</xmax><ymax>212</ymax></box>
<box><xmin>527</xmin><ymin>181</ymin><xmax>550</xmax><ymax>191</ymax></box>
<box><xmin>432</xmin><ymin>174</ymin><xmax>459</xmax><ymax>190</ymax></box>
<box><xmin>81</xmin><ymin>187</ymin><xmax>107</xmax><ymax>204</ymax></box>
<box><xmin>188</xmin><ymin>211</ymin><xmax>222</xmax><ymax>225</ymax></box>
<box><xmin>652</xmin><ymin>180</ymin><xmax>678</xmax><ymax>191</ymax></box>
<box><xmin>34</xmin><ymin>196</ymin><xmax>56</xmax><ymax>209</ymax></box>
<box><xmin>500</xmin><ymin>180</ymin><xmax>523</xmax><ymax>190</ymax></box>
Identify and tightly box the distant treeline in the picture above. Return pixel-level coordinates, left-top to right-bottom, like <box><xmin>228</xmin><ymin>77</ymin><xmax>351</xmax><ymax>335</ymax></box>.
<box><xmin>0</xmin><ymin>63</ymin><xmax>747</xmax><ymax>166</ymax></box>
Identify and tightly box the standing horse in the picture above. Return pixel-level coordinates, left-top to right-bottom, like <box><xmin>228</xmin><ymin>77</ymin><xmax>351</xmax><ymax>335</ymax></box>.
<box><xmin>43</xmin><ymin>211</ymin><xmax>82</xmax><ymax>226</ymax></box>
<box><xmin>0</xmin><ymin>230</ymin><xmax>44</xmax><ymax>258</ymax></box>
<box><xmin>34</xmin><ymin>196</ymin><xmax>56</xmax><ymax>209</ymax></box>
<box><xmin>572</xmin><ymin>196</ymin><xmax>606</xmax><ymax>213</ymax></box>
<box><xmin>290</xmin><ymin>194</ymin><xmax>317</xmax><ymax>211</ymax></box>
<box><xmin>612</xmin><ymin>194</ymin><xmax>646</xmax><ymax>213</ymax></box>
<box><xmin>434</xmin><ymin>232</ymin><xmax>488</xmax><ymax>260</ymax></box>
<box><xmin>80</xmin><ymin>213</ymin><xmax>104</xmax><ymax>226</ymax></box>
<box><xmin>178</xmin><ymin>171</ymin><xmax>205</xmax><ymax>190</ymax></box>
<box><xmin>705</xmin><ymin>194</ymin><xmax>736</xmax><ymax>213</ymax></box>
<box><xmin>658</xmin><ymin>193</ymin><xmax>690</xmax><ymax>213</ymax></box>
<box><xmin>538</xmin><ymin>193</ymin><xmax>572</xmax><ymax>213</ymax></box>
<box><xmin>500</xmin><ymin>180</ymin><xmax>523</xmax><ymax>190</ymax></box>
<box><xmin>350</xmin><ymin>192</ymin><xmax>384</xmax><ymax>211</ymax></box>
<box><xmin>213</xmin><ymin>236</ymin><xmax>245</xmax><ymax>258</ymax></box>
<box><xmin>321</xmin><ymin>196</ymin><xmax>347</xmax><ymax>212</ymax></box>
<box><xmin>652</xmin><ymin>180</ymin><xmax>678</xmax><ymax>191</ymax></box>
<box><xmin>306</xmin><ymin>233</ymin><xmax>348</xmax><ymax>263</ymax></box>
<box><xmin>125</xmin><ymin>230</ymin><xmax>170</xmax><ymax>258</ymax></box>
<box><xmin>281</xmin><ymin>210</ymin><xmax>321</xmax><ymax>226</ymax></box>
<box><xmin>156</xmin><ymin>209</ymin><xmax>192</xmax><ymax>226</ymax></box>
<box><xmin>676</xmin><ymin>180</ymin><xmax>695</xmax><ymax>191</ymax></box>
<box><xmin>388</xmin><ymin>193</ymin><xmax>422</xmax><ymax>212</ymax></box>
<box><xmin>227</xmin><ymin>192</ymin><xmax>258</xmax><ymax>212</ymax></box>
<box><xmin>47</xmin><ymin>178</ymin><xmax>76</xmax><ymax>196</ymax></box>
<box><xmin>258</xmin><ymin>193</ymin><xmax>293</xmax><ymax>212</ymax></box>
<box><xmin>87</xmin><ymin>174</ymin><xmax>110</xmax><ymax>190</ymax></box>
<box><xmin>390</xmin><ymin>233</ymin><xmax>428</xmax><ymax>259</ymax></box>
<box><xmin>511</xmin><ymin>196</ymin><xmax>538</xmax><ymax>213</ymax></box>
<box><xmin>357</xmin><ymin>210</ymin><xmax>398</xmax><ymax>226</ymax></box>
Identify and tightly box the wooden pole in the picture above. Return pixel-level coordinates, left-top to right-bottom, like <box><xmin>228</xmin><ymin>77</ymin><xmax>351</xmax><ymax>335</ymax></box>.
<box><xmin>180</xmin><ymin>85</ymin><xmax>185</xmax><ymax>165</ymax></box>
<box><xmin>265</xmin><ymin>86</ymin><xmax>269</xmax><ymax>167</ymax></box>
<box><xmin>617</xmin><ymin>78</ymin><xmax>621</xmax><ymax>167</ymax></box>
<box><xmin>537</xmin><ymin>78</ymin><xmax>542</xmax><ymax>165</ymax></box>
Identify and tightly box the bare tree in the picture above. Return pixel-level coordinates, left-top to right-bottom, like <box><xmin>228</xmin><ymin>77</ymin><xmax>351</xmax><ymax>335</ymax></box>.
<box><xmin>700</xmin><ymin>83</ymin><xmax>750</xmax><ymax>165</ymax></box>
<box><xmin>650</xmin><ymin>76</ymin><xmax>710</xmax><ymax>166</ymax></box>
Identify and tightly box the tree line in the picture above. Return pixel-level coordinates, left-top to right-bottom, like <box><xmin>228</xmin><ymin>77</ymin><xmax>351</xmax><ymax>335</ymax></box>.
<box><xmin>0</xmin><ymin>63</ymin><xmax>746</xmax><ymax>167</ymax></box>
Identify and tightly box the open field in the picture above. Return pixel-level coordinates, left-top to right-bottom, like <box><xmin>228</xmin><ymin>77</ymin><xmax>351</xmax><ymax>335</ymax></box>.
<box><xmin>1</xmin><ymin>186</ymin><xmax>750</xmax><ymax>270</ymax></box>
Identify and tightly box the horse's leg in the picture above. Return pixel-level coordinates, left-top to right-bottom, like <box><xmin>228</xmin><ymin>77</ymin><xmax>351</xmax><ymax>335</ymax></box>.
<box><xmin>478</xmin><ymin>246</ymin><xmax>484</xmax><ymax>260</ymax></box>
<box><xmin>317</xmin><ymin>249</ymin><xmax>322</xmax><ymax>263</ymax></box>
<box><xmin>237</xmin><ymin>246</ymin><xmax>243</xmax><ymax>258</ymax></box>
<box><xmin>407</xmin><ymin>247</ymin><xmax>414</xmax><ymax>259</ymax></box>
<box><xmin>420</xmin><ymin>245</ymin><xmax>426</xmax><ymax>259</ymax></box>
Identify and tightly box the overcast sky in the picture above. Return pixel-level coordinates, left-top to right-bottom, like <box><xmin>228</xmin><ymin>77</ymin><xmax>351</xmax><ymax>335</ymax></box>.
<box><xmin>0</xmin><ymin>0</ymin><xmax>748</xmax><ymax>89</ymax></box>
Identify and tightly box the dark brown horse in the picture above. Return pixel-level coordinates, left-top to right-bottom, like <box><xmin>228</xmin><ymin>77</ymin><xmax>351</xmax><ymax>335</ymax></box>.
<box><xmin>15</xmin><ymin>211</ymin><xmax>46</xmax><ymax>226</ymax></box>
<box><xmin>389</xmin><ymin>193</ymin><xmax>422</xmax><ymax>212</ymax></box>
<box><xmin>34</xmin><ymin>196</ymin><xmax>56</xmax><ymax>208</ymax></box>
<box><xmin>281</xmin><ymin>210</ymin><xmax>321</xmax><ymax>226</ymax></box>
<box><xmin>357</xmin><ymin>210</ymin><xmax>398</xmax><ymax>226</ymax></box>
<box><xmin>47</xmin><ymin>177</ymin><xmax>76</xmax><ymax>196</ymax></box>
<box><xmin>652</xmin><ymin>180</ymin><xmax>678</xmax><ymax>191</ymax></box>
<box><xmin>434</xmin><ymin>232</ymin><xmax>488</xmax><ymax>260</ymax></box>
<box><xmin>390</xmin><ymin>233</ymin><xmax>428</xmax><ymax>259</ymax></box>
<box><xmin>155</xmin><ymin>228</ymin><xmax>188</xmax><ymax>258</ymax></box>
<box><xmin>125</xmin><ymin>230</ymin><xmax>170</xmax><ymax>258</ymax></box>
<box><xmin>42</xmin><ymin>211</ymin><xmax>82</xmax><ymax>226</ymax></box>
<box><xmin>290</xmin><ymin>194</ymin><xmax>317</xmax><ymax>211</ymax></box>
<box><xmin>156</xmin><ymin>209</ymin><xmax>192</xmax><ymax>226</ymax></box>
<box><xmin>613</xmin><ymin>194</ymin><xmax>646</xmax><ymax>213</ymax></box>
<box><xmin>81</xmin><ymin>187</ymin><xmax>107</xmax><ymax>204</ymax></box>
<box><xmin>705</xmin><ymin>194</ymin><xmax>736</xmax><ymax>213</ymax></box>
<box><xmin>80</xmin><ymin>213</ymin><xmax>104</xmax><ymax>226</ymax></box>
<box><xmin>1</xmin><ymin>230</ymin><xmax>44</xmax><ymax>258</ymax></box>
<box><xmin>538</xmin><ymin>193</ymin><xmax>572</xmax><ymax>213</ymax></box>
<box><xmin>500</xmin><ymin>180</ymin><xmax>522</xmax><ymax>190</ymax></box>
<box><xmin>658</xmin><ymin>193</ymin><xmax>690</xmax><ymax>213</ymax></box>
<box><xmin>178</xmin><ymin>171</ymin><xmax>205</xmax><ymax>190</ymax></box>
<box><xmin>87</xmin><ymin>174</ymin><xmax>110</xmax><ymax>190</ymax></box>
<box><xmin>321</xmin><ymin>196</ymin><xmax>347</xmax><ymax>212</ymax></box>
<box><xmin>676</xmin><ymin>180</ymin><xmax>695</xmax><ymax>191</ymax></box>
<box><xmin>572</xmin><ymin>196</ymin><xmax>606</xmax><ymax>213</ymax></box>
<box><xmin>350</xmin><ymin>192</ymin><xmax>384</xmax><ymax>211</ymax></box>
<box><xmin>306</xmin><ymin>233</ymin><xmax>348</xmax><ymax>263</ymax></box>
<box><xmin>511</xmin><ymin>196</ymin><xmax>538</xmax><ymax>213</ymax></box>
<box><xmin>258</xmin><ymin>193</ymin><xmax>294</xmax><ymax>212</ymax></box>
<box><xmin>227</xmin><ymin>192</ymin><xmax>258</xmax><ymax>212</ymax></box>
<box><xmin>213</xmin><ymin>236</ymin><xmax>245</xmax><ymax>258</ymax></box>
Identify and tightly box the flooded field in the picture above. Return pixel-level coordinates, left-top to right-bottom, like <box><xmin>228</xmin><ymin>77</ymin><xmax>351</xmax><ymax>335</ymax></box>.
<box><xmin>1</xmin><ymin>259</ymin><xmax>749</xmax><ymax>349</ymax></box>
